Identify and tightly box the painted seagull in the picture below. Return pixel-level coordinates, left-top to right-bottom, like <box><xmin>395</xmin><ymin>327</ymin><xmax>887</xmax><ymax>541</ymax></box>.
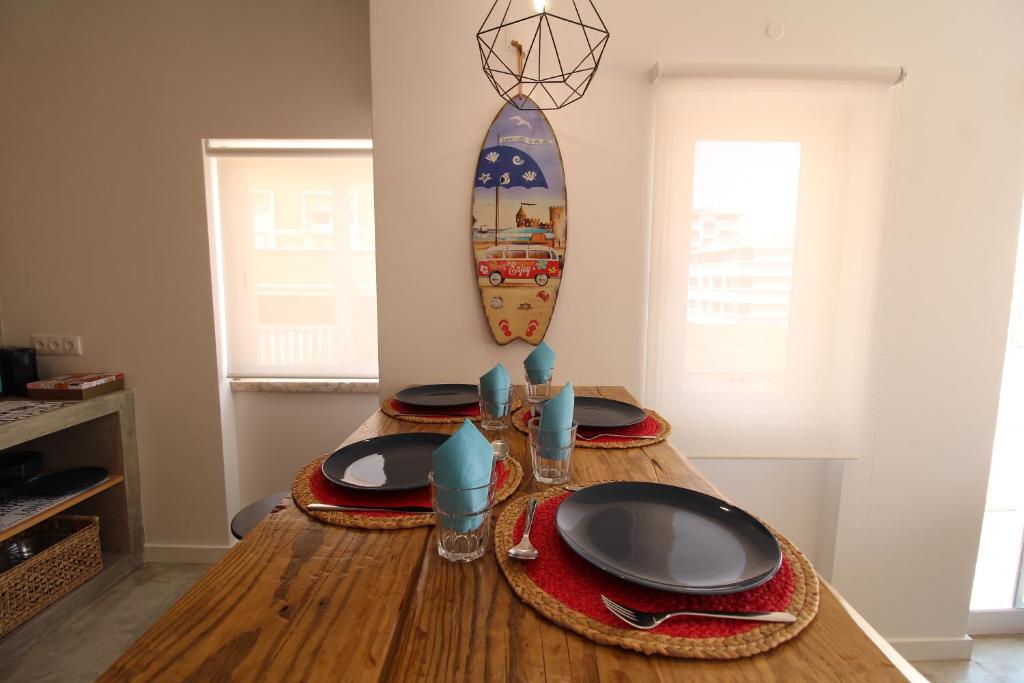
<box><xmin>508</xmin><ymin>115</ymin><xmax>532</xmax><ymax>129</ymax></box>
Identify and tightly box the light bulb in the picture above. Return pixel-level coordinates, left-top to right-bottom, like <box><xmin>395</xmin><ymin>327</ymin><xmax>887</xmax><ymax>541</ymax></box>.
<box><xmin>533</xmin><ymin>0</ymin><xmax>547</xmax><ymax>13</ymax></box>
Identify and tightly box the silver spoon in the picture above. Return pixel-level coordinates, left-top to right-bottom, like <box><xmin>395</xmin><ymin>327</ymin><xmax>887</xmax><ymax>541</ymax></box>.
<box><xmin>507</xmin><ymin>498</ymin><xmax>540</xmax><ymax>560</ymax></box>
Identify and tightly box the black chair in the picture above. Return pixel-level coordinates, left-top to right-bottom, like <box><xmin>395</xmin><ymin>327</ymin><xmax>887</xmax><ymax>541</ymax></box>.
<box><xmin>230</xmin><ymin>492</ymin><xmax>289</xmax><ymax>540</ymax></box>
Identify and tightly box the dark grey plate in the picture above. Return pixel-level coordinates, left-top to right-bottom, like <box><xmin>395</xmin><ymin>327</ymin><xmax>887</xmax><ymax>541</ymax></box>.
<box><xmin>573</xmin><ymin>397</ymin><xmax>647</xmax><ymax>429</ymax></box>
<box><xmin>321</xmin><ymin>433</ymin><xmax>449</xmax><ymax>491</ymax></box>
<box><xmin>394</xmin><ymin>384</ymin><xmax>479</xmax><ymax>408</ymax></box>
<box><xmin>0</xmin><ymin>451</ymin><xmax>43</xmax><ymax>481</ymax></box>
<box><xmin>556</xmin><ymin>481</ymin><xmax>782</xmax><ymax>594</ymax></box>
<box><xmin>30</xmin><ymin>467</ymin><xmax>108</xmax><ymax>496</ymax></box>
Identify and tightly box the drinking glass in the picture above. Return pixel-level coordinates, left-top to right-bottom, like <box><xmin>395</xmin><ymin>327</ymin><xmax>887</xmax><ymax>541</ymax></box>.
<box><xmin>429</xmin><ymin>470</ymin><xmax>499</xmax><ymax>562</ymax></box>
<box><xmin>491</xmin><ymin>439</ymin><xmax>509</xmax><ymax>463</ymax></box>
<box><xmin>528</xmin><ymin>417</ymin><xmax>578</xmax><ymax>485</ymax></box>
<box><xmin>531</xmin><ymin>398</ymin><xmax>549</xmax><ymax>420</ymax></box>
<box><xmin>478</xmin><ymin>386</ymin><xmax>513</xmax><ymax>432</ymax></box>
<box><xmin>524</xmin><ymin>369</ymin><xmax>554</xmax><ymax>404</ymax></box>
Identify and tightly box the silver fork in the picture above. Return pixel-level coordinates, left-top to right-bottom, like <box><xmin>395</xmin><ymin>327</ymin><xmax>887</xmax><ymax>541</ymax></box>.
<box><xmin>600</xmin><ymin>594</ymin><xmax>796</xmax><ymax>629</ymax></box>
<box><xmin>577</xmin><ymin>433</ymin><xmax>660</xmax><ymax>441</ymax></box>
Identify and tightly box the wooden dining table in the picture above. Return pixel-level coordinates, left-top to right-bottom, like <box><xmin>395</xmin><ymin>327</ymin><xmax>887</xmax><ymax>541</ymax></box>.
<box><xmin>99</xmin><ymin>386</ymin><xmax>923</xmax><ymax>682</ymax></box>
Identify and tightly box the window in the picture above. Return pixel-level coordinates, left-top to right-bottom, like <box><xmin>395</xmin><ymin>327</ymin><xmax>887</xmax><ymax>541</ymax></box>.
<box><xmin>970</xmin><ymin>197</ymin><xmax>1024</xmax><ymax>619</ymax></box>
<box><xmin>647</xmin><ymin>79</ymin><xmax>897</xmax><ymax>456</ymax></box>
<box><xmin>685</xmin><ymin>141</ymin><xmax>800</xmax><ymax>390</ymax></box>
<box><xmin>206</xmin><ymin>140</ymin><xmax>378</xmax><ymax>379</ymax></box>
<box><xmin>251</xmin><ymin>191</ymin><xmax>276</xmax><ymax>249</ymax></box>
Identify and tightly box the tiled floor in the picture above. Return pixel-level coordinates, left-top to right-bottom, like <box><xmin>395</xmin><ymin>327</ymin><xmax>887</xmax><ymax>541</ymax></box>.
<box><xmin>914</xmin><ymin>637</ymin><xmax>1024</xmax><ymax>682</ymax></box>
<box><xmin>0</xmin><ymin>562</ymin><xmax>209</xmax><ymax>683</ymax></box>
<box><xmin>1</xmin><ymin>562</ymin><xmax>1023</xmax><ymax>682</ymax></box>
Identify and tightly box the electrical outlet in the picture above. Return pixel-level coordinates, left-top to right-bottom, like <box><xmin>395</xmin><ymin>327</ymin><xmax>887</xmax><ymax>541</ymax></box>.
<box><xmin>31</xmin><ymin>334</ymin><xmax>83</xmax><ymax>356</ymax></box>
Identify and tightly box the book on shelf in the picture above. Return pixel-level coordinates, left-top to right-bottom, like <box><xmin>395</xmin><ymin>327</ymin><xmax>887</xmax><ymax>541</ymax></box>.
<box><xmin>26</xmin><ymin>373</ymin><xmax>124</xmax><ymax>400</ymax></box>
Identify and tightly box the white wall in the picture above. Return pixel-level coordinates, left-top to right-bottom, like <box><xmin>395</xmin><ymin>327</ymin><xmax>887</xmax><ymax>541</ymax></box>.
<box><xmin>232</xmin><ymin>391</ymin><xmax>378</xmax><ymax>505</ymax></box>
<box><xmin>370</xmin><ymin>0</ymin><xmax>1024</xmax><ymax>652</ymax></box>
<box><xmin>692</xmin><ymin>459</ymin><xmax>843</xmax><ymax>574</ymax></box>
<box><xmin>369</xmin><ymin>1</ymin><xmax>654</xmax><ymax>400</ymax></box>
<box><xmin>0</xmin><ymin>0</ymin><xmax>373</xmax><ymax>552</ymax></box>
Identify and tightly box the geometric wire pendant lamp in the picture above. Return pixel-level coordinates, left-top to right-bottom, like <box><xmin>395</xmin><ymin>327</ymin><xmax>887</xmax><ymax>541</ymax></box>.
<box><xmin>477</xmin><ymin>0</ymin><xmax>610</xmax><ymax>110</ymax></box>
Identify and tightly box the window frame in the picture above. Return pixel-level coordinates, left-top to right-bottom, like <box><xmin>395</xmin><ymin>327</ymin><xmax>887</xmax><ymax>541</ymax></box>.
<box><xmin>204</xmin><ymin>139</ymin><xmax>378</xmax><ymax>381</ymax></box>
<box><xmin>645</xmin><ymin>79</ymin><xmax>895</xmax><ymax>458</ymax></box>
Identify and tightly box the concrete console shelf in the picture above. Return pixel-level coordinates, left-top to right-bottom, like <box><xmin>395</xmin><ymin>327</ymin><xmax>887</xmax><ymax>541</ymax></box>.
<box><xmin>0</xmin><ymin>390</ymin><xmax>143</xmax><ymax>644</ymax></box>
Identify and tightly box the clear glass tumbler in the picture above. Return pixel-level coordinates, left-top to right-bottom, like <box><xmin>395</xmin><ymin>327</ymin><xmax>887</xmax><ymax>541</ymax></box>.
<box><xmin>531</xmin><ymin>398</ymin><xmax>549</xmax><ymax>420</ymax></box>
<box><xmin>528</xmin><ymin>417</ymin><xmax>578</xmax><ymax>485</ymax></box>
<box><xmin>429</xmin><ymin>470</ymin><xmax>499</xmax><ymax>562</ymax></box>
<box><xmin>478</xmin><ymin>386</ymin><xmax>513</xmax><ymax>432</ymax></box>
<box><xmin>524</xmin><ymin>369</ymin><xmax>554</xmax><ymax>404</ymax></box>
<box><xmin>491</xmin><ymin>440</ymin><xmax>509</xmax><ymax>463</ymax></box>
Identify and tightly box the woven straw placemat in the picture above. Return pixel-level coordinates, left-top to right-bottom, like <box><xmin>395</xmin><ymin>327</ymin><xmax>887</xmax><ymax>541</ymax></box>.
<box><xmin>381</xmin><ymin>396</ymin><xmax>522</xmax><ymax>424</ymax></box>
<box><xmin>510</xmin><ymin>406</ymin><xmax>672</xmax><ymax>449</ymax></box>
<box><xmin>292</xmin><ymin>455</ymin><xmax>523</xmax><ymax>530</ymax></box>
<box><xmin>495</xmin><ymin>485</ymin><xmax>819</xmax><ymax>659</ymax></box>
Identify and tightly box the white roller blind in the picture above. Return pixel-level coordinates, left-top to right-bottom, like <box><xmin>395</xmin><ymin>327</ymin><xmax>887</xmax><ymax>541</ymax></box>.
<box><xmin>209</xmin><ymin>145</ymin><xmax>378</xmax><ymax>379</ymax></box>
<box><xmin>646</xmin><ymin>78</ymin><xmax>899</xmax><ymax>458</ymax></box>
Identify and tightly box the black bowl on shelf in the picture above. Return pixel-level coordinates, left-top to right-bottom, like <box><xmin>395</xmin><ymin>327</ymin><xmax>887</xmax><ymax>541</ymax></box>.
<box><xmin>0</xmin><ymin>533</ymin><xmax>67</xmax><ymax>572</ymax></box>
<box><xmin>0</xmin><ymin>451</ymin><xmax>43</xmax><ymax>482</ymax></box>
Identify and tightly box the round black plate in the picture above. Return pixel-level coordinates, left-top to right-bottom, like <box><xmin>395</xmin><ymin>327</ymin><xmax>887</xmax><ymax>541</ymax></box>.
<box><xmin>394</xmin><ymin>384</ymin><xmax>479</xmax><ymax>408</ymax></box>
<box><xmin>556</xmin><ymin>481</ymin><xmax>782</xmax><ymax>594</ymax></box>
<box><xmin>321</xmin><ymin>433</ymin><xmax>448</xmax><ymax>491</ymax></box>
<box><xmin>0</xmin><ymin>451</ymin><xmax>43</xmax><ymax>481</ymax></box>
<box><xmin>31</xmin><ymin>467</ymin><xmax>108</xmax><ymax>496</ymax></box>
<box><xmin>0</xmin><ymin>477</ymin><xmax>26</xmax><ymax>503</ymax></box>
<box><xmin>572</xmin><ymin>397</ymin><xmax>647</xmax><ymax>429</ymax></box>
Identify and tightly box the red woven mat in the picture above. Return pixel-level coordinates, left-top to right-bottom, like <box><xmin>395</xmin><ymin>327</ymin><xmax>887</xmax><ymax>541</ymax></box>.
<box><xmin>386</xmin><ymin>398</ymin><xmax>480</xmax><ymax>419</ymax></box>
<box><xmin>514</xmin><ymin>493</ymin><xmax>796</xmax><ymax>638</ymax></box>
<box><xmin>515</xmin><ymin>408</ymin><xmax>664</xmax><ymax>443</ymax></box>
<box><xmin>307</xmin><ymin>459</ymin><xmax>510</xmax><ymax>518</ymax></box>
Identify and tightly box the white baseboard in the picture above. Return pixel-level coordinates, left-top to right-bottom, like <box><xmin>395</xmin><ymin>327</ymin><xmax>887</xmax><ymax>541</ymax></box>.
<box><xmin>889</xmin><ymin>635</ymin><xmax>973</xmax><ymax>661</ymax></box>
<box><xmin>144</xmin><ymin>543</ymin><xmax>231</xmax><ymax>564</ymax></box>
<box><xmin>968</xmin><ymin>609</ymin><xmax>1024</xmax><ymax>635</ymax></box>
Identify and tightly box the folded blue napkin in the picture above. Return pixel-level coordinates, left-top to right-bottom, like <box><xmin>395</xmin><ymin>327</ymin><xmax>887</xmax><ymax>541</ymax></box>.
<box><xmin>538</xmin><ymin>382</ymin><xmax>574</xmax><ymax>458</ymax></box>
<box><xmin>432</xmin><ymin>419</ymin><xmax>493</xmax><ymax>531</ymax></box>
<box><xmin>524</xmin><ymin>341</ymin><xmax>556</xmax><ymax>383</ymax></box>
<box><xmin>480</xmin><ymin>362</ymin><xmax>512</xmax><ymax>407</ymax></box>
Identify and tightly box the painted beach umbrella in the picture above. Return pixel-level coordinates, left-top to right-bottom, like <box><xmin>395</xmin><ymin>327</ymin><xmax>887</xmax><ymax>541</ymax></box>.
<box><xmin>474</xmin><ymin>145</ymin><xmax>548</xmax><ymax>245</ymax></box>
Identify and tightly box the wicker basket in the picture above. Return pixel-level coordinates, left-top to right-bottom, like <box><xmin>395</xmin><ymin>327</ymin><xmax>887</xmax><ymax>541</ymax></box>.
<box><xmin>0</xmin><ymin>515</ymin><xmax>103</xmax><ymax>638</ymax></box>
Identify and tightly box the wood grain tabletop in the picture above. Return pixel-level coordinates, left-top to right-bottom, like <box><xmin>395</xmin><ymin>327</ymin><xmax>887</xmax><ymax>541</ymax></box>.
<box><xmin>98</xmin><ymin>386</ymin><xmax>921</xmax><ymax>682</ymax></box>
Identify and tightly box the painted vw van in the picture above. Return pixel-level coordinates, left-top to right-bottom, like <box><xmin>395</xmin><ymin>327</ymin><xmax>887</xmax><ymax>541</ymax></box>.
<box><xmin>477</xmin><ymin>246</ymin><xmax>562</xmax><ymax>286</ymax></box>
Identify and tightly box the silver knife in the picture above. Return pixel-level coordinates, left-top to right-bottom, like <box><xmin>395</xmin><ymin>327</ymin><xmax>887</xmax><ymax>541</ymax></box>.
<box><xmin>308</xmin><ymin>503</ymin><xmax>432</xmax><ymax>514</ymax></box>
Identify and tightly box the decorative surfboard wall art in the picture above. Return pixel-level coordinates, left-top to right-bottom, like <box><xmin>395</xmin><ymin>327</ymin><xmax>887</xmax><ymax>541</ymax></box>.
<box><xmin>472</xmin><ymin>94</ymin><xmax>567</xmax><ymax>345</ymax></box>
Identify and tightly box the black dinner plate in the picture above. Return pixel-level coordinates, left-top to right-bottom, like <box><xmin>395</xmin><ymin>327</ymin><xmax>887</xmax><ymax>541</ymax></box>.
<box><xmin>572</xmin><ymin>397</ymin><xmax>647</xmax><ymax>429</ymax></box>
<box><xmin>394</xmin><ymin>384</ymin><xmax>479</xmax><ymax>408</ymax></box>
<box><xmin>321</xmin><ymin>432</ymin><xmax>449</xmax><ymax>491</ymax></box>
<box><xmin>30</xmin><ymin>467</ymin><xmax>108</xmax><ymax>496</ymax></box>
<box><xmin>556</xmin><ymin>481</ymin><xmax>782</xmax><ymax>594</ymax></box>
<box><xmin>0</xmin><ymin>451</ymin><xmax>43</xmax><ymax>481</ymax></box>
<box><xmin>0</xmin><ymin>477</ymin><xmax>26</xmax><ymax>503</ymax></box>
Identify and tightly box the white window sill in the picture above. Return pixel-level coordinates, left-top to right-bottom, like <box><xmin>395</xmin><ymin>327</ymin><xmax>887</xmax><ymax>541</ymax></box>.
<box><xmin>228</xmin><ymin>378</ymin><xmax>380</xmax><ymax>394</ymax></box>
<box><xmin>686</xmin><ymin>452</ymin><xmax>858</xmax><ymax>461</ymax></box>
